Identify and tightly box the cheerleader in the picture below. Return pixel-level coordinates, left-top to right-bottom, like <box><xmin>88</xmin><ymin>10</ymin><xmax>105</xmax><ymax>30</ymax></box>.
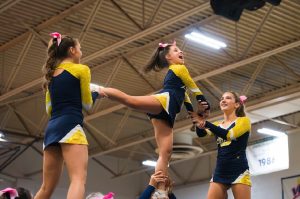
<box><xmin>35</xmin><ymin>32</ymin><xmax>100</xmax><ymax>199</ymax></box>
<box><xmin>191</xmin><ymin>92</ymin><xmax>251</xmax><ymax>199</ymax></box>
<box><xmin>100</xmin><ymin>41</ymin><xmax>210</xmax><ymax>197</ymax></box>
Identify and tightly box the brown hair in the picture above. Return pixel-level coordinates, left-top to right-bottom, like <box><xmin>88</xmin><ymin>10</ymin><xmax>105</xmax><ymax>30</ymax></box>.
<box><xmin>144</xmin><ymin>44</ymin><xmax>172</xmax><ymax>73</ymax></box>
<box><xmin>227</xmin><ymin>91</ymin><xmax>246</xmax><ymax>117</ymax></box>
<box><xmin>42</xmin><ymin>35</ymin><xmax>78</xmax><ymax>90</ymax></box>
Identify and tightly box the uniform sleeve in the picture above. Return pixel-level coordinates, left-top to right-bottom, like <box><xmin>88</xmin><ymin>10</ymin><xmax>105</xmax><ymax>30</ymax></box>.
<box><xmin>205</xmin><ymin>117</ymin><xmax>251</xmax><ymax>140</ymax></box>
<box><xmin>45</xmin><ymin>90</ymin><xmax>52</xmax><ymax>116</ymax></box>
<box><xmin>79</xmin><ymin>65</ymin><xmax>94</xmax><ymax>111</ymax></box>
<box><xmin>169</xmin><ymin>193</ymin><xmax>177</xmax><ymax>199</ymax></box>
<box><xmin>196</xmin><ymin>121</ymin><xmax>220</xmax><ymax>137</ymax></box>
<box><xmin>138</xmin><ymin>185</ymin><xmax>155</xmax><ymax>199</ymax></box>
<box><xmin>183</xmin><ymin>92</ymin><xmax>194</xmax><ymax>112</ymax></box>
<box><xmin>169</xmin><ymin>64</ymin><xmax>204</xmax><ymax>101</ymax></box>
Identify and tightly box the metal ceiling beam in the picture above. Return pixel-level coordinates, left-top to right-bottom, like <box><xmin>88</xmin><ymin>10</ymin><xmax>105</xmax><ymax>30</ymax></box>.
<box><xmin>0</xmin><ymin>129</ymin><xmax>42</xmax><ymax>139</ymax></box>
<box><xmin>2</xmin><ymin>34</ymin><xmax>35</xmax><ymax>93</ymax></box>
<box><xmin>0</xmin><ymin>0</ymin><xmax>22</xmax><ymax>13</ymax></box>
<box><xmin>79</xmin><ymin>0</ymin><xmax>104</xmax><ymax>43</ymax></box>
<box><xmin>81</xmin><ymin>2</ymin><xmax>211</xmax><ymax>63</ymax></box>
<box><xmin>16</xmin><ymin>19</ymin><xmax>48</xmax><ymax>47</ymax></box>
<box><xmin>83</xmin><ymin>121</ymin><xmax>116</xmax><ymax>145</ymax></box>
<box><xmin>92</xmin><ymin>157</ymin><xmax>118</xmax><ymax>177</ymax></box>
<box><xmin>0</xmin><ymin>14</ymin><xmax>218</xmax><ymax>103</ymax></box>
<box><xmin>111</xmin><ymin>0</ymin><xmax>143</xmax><ymax>30</ymax></box>
<box><xmin>235</xmin><ymin>22</ymin><xmax>240</xmax><ymax>58</ymax></box>
<box><xmin>144</xmin><ymin>0</ymin><xmax>165</xmax><ymax>28</ymax></box>
<box><xmin>193</xmin><ymin>39</ymin><xmax>300</xmax><ymax>82</ymax></box>
<box><xmin>109</xmin><ymin>108</ymin><xmax>132</xmax><ymax>145</ymax></box>
<box><xmin>242</xmin><ymin>58</ymin><xmax>267</xmax><ymax>95</ymax></box>
<box><xmin>0</xmin><ymin>138</ymin><xmax>38</xmax><ymax>172</ymax></box>
<box><xmin>84</xmin><ymin>126</ymin><xmax>105</xmax><ymax>151</ymax></box>
<box><xmin>0</xmin><ymin>106</ymin><xmax>12</xmax><ymax>128</ymax></box>
<box><xmin>248</xmin><ymin>112</ymin><xmax>300</xmax><ymax>128</ymax></box>
<box><xmin>274</xmin><ymin>56</ymin><xmax>300</xmax><ymax>79</ymax></box>
<box><xmin>9</xmin><ymin>105</ymin><xmax>40</xmax><ymax>135</ymax></box>
<box><xmin>0</xmin><ymin>0</ymin><xmax>98</xmax><ymax>52</ymax></box>
<box><xmin>0</xmin><ymin>92</ymin><xmax>43</xmax><ymax>107</ymax></box>
<box><xmin>92</xmin><ymin>58</ymin><xmax>123</xmax><ymax>112</ymax></box>
<box><xmin>240</xmin><ymin>6</ymin><xmax>274</xmax><ymax>59</ymax></box>
<box><xmin>204</xmin><ymin>79</ymin><xmax>223</xmax><ymax>96</ymax></box>
<box><xmin>122</xmin><ymin>57</ymin><xmax>157</xmax><ymax>90</ymax></box>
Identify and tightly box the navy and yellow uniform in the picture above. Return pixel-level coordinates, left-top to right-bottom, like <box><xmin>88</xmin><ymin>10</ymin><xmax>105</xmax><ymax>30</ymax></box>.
<box><xmin>196</xmin><ymin>117</ymin><xmax>251</xmax><ymax>186</ymax></box>
<box><xmin>138</xmin><ymin>185</ymin><xmax>176</xmax><ymax>199</ymax></box>
<box><xmin>148</xmin><ymin>64</ymin><xmax>206</xmax><ymax>127</ymax></box>
<box><xmin>44</xmin><ymin>62</ymin><xmax>98</xmax><ymax>149</ymax></box>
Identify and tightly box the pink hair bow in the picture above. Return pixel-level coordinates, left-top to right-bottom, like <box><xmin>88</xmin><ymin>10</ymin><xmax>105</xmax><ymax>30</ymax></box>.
<box><xmin>102</xmin><ymin>192</ymin><xmax>114</xmax><ymax>199</ymax></box>
<box><xmin>158</xmin><ymin>40</ymin><xmax>176</xmax><ymax>48</ymax></box>
<box><xmin>239</xmin><ymin>95</ymin><xmax>247</xmax><ymax>104</ymax></box>
<box><xmin>50</xmin><ymin>32</ymin><xmax>62</xmax><ymax>46</ymax></box>
<box><xmin>0</xmin><ymin>188</ymin><xmax>19</xmax><ymax>199</ymax></box>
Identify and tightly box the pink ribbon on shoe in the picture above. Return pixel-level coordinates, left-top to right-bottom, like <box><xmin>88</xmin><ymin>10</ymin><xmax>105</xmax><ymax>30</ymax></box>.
<box><xmin>158</xmin><ymin>40</ymin><xmax>176</xmax><ymax>48</ymax></box>
<box><xmin>50</xmin><ymin>32</ymin><xmax>62</xmax><ymax>46</ymax></box>
<box><xmin>102</xmin><ymin>192</ymin><xmax>114</xmax><ymax>199</ymax></box>
<box><xmin>239</xmin><ymin>95</ymin><xmax>247</xmax><ymax>104</ymax></box>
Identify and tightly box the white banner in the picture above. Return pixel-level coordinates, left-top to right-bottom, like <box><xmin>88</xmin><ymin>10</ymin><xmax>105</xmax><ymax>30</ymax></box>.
<box><xmin>246</xmin><ymin>136</ymin><xmax>289</xmax><ymax>176</ymax></box>
<box><xmin>281</xmin><ymin>175</ymin><xmax>300</xmax><ymax>199</ymax></box>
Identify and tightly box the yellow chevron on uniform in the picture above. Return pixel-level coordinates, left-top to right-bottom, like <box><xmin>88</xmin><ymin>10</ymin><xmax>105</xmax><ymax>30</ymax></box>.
<box><xmin>233</xmin><ymin>170</ymin><xmax>252</xmax><ymax>186</ymax></box>
<box><xmin>153</xmin><ymin>92</ymin><xmax>170</xmax><ymax>114</ymax></box>
<box><xmin>59</xmin><ymin>125</ymin><xmax>88</xmax><ymax>145</ymax></box>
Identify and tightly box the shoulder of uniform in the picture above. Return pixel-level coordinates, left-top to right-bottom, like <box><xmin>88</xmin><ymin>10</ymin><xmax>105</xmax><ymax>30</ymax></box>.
<box><xmin>170</xmin><ymin>64</ymin><xmax>186</xmax><ymax>68</ymax></box>
<box><xmin>237</xmin><ymin>116</ymin><xmax>251</xmax><ymax>123</ymax></box>
<box><xmin>73</xmin><ymin>63</ymin><xmax>89</xmax><ymax>69</ymax></box>
<box><xmin>213</xmin><ymin>120</ymin><xmax>222</xmax><ymax>126</ymax></box>
<box><xmin>73</xmin><ymin>64</ymin><xmax>90</xmax><ymax>73</ymax></box>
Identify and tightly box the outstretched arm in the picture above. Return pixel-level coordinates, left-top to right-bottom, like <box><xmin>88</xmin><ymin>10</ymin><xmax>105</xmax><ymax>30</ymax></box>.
<box><xmin>204</xmin><ymin>117</ymin><xmax>251</xmax><ymax>140</ymax></box>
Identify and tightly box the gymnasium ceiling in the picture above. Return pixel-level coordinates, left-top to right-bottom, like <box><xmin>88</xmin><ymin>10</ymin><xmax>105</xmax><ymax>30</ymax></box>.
<box><xmin>0</xmin><ymin>0</ymin><xmax>299</xmax><ymax>188</ymax></box>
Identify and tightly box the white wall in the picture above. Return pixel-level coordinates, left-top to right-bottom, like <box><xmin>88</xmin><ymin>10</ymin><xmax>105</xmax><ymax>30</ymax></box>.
<box><xmin>173</xmin><ymin>130</ymin><xmax>300</xmax><ymax>199</ymax></box>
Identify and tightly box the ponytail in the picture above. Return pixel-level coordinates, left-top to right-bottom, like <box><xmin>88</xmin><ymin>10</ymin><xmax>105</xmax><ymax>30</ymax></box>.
<box><xmin>42</xmin><ymin>39</ymin><xmax>59</xmax><ymax>90</ymax></box>
<box><xmin>144</xmin><ymin>45</ymin><xmax>172</xmax><ymax>73</ymax></box>
<box><xmin>42</xmin><ymin>35</ymin><xmax>77</xmax><ymax>90</ymax></box>
<box><xmin>229</xmin><ymin>91</ymin><xmax>246</xmax><ymax>117</ymax></box>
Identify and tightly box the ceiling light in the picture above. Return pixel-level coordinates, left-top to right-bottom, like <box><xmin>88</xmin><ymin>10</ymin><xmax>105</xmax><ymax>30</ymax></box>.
<box><xmin>257</xmin><ymin>128</ymin><xmax>286</xmax><ymax>137</ymax></box>
<box><xmin>0</xmin><ymin>132</ymin><xmax>6</xmax><ymax>142</ymax></box>
<box><xmin>142</xmin><ymin>160</ymin><xmax>157</xmax><ymax>167</ymax></box>
<box><xmin>185</xmin><ymin>31</ymin><xmax>227</xmax><ymax>49</ymax></box>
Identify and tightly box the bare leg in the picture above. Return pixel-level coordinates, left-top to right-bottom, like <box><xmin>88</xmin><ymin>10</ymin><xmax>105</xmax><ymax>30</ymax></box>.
<box><xmin>152</xmin><ymin>118</ymin><xmax>173</xmax><ymax>190</ymax></box>
<box><xmin>102</xmin><ymin>87</ymin><xmax>163</xmax><ymax>114</ymax></box>
<box><xmin>61</xmin><ymin>144</ymin><xmax>88</xmax><ymax>199</ymax></box>
<box><xmin>34</xmin><ymin>146</ymin><xmax>64</xmax><ymax>199</ymax></box>
<box><xmin>232</xmin><ymin>184</ymin><xmax>251</xmax><ymax>199</ymax></box>
<box><xmin>207</xmin><ymin>182</ymin><xmax>228</xmax><ymax>199</ymax></box>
